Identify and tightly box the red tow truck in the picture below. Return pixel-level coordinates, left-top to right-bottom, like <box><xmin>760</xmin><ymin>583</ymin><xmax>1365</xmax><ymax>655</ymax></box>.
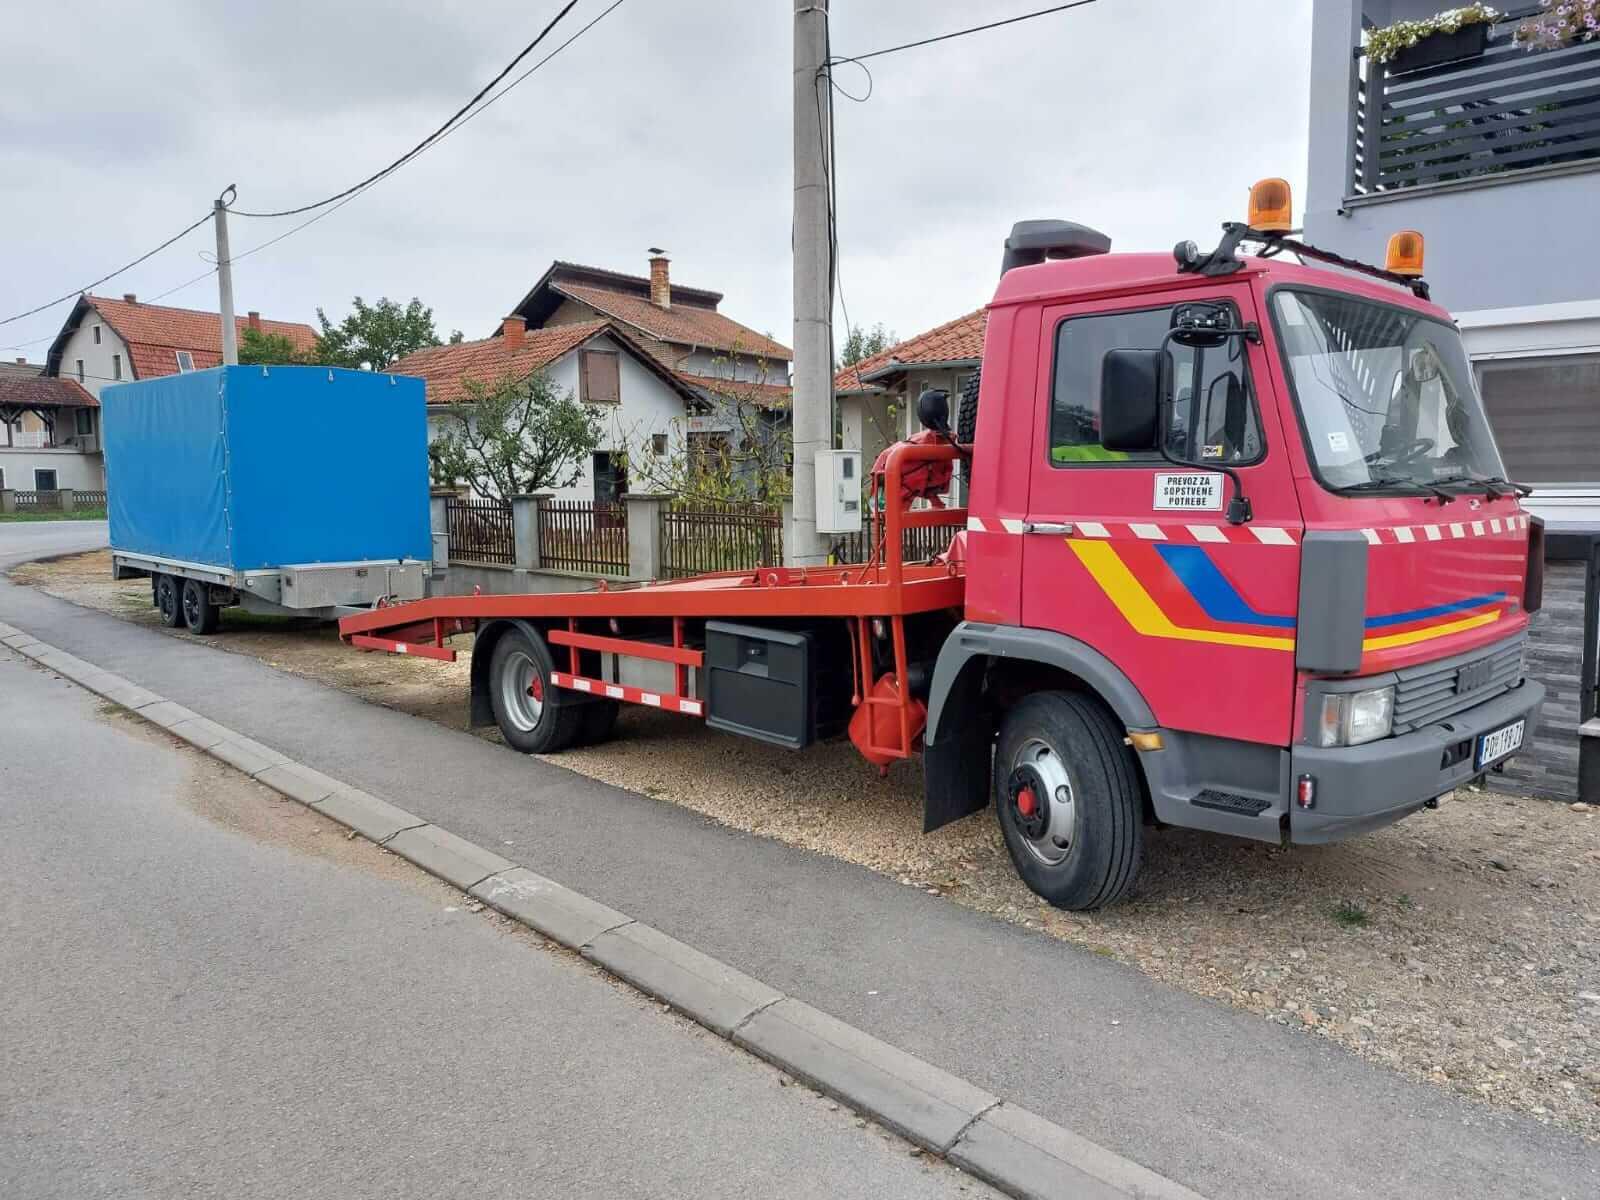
<box><xmin>342</xmin><ymin>180</ymin><xmax>1545</xmax><ymax>910</ymax></box>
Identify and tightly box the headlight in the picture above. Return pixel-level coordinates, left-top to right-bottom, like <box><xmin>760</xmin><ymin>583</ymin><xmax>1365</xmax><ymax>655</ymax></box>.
<box><xmin>1315</xmin><ymin>685</ymin><xmax>1394</xmax><ymax>748</ymax></box>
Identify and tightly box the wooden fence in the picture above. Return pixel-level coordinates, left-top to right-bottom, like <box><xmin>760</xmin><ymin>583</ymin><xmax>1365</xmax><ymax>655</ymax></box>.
<box><xmin>659</xmin><ymin>501</ymin><xmax>783</xmax><ymax>578</ymax></box>
<box><xmin>75</xmin><ymin>490</ymin><xmax>107</xmax><ymax>509</ymax></box>
<box><xmin>538</xmin><ymin>499</ymin><xmax>628</xmax><ymax>574</ymax></box>
<box><xmin>12</xmin><ymin>490</ymin><xmax>63</xmax><ymax>512</ymax></box>
<box><xmin>1353</xmin><ymin>6</ymin><xmax>1600</xmax><ymax>194</ymax></box>
<box><xmin>445</xmin><ymin>495</ymin><xmax>515</xmax><ymax>565</ymax></box>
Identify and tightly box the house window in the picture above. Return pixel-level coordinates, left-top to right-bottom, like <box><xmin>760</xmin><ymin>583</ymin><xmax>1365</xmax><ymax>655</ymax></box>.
<box><xmin>93</xmin><ymin>325</ymin><xmax>101</xmax><ymax>345</ymax></box>
<box><xmin>75</xmin><ymin>408</ymin><xmax>93</xmax><ymax>436</ymax></box>
<box><xmin>112</xmin><ymin>353</ymin><xmax>122</xmax><ymax>381</ymax></box>
<box><xmin>35</xmin><ymin>469</ymin><xmax>58</xmax><ymax>491</ymax></box>
<box><xmin>1478</xmin><ymin>354</ymin><xmax>1600</xmax><ymax>484</ymax></box>
<box><xmin>76</xmin><ymin>359</ymin><xmax>85</xmax><ymax>382</ymax></box>
<box><xmin>652</xmin><ymin>433</ymin><xmax>669</xmax><ymax>456</ymax></box>
<box><xmin>579</xmin><ymin>349</ymin><xmax>621</xmax><ymax>404</ymax></box>
<box><xmin>175</xmin><ymin>350</ymin><xmax>195</xmax><ymax>373</ymax></box>
<box><xmin>592</xmin><ymin>451</ymin><xmax>628</xmax><ymax>503</ymax></box>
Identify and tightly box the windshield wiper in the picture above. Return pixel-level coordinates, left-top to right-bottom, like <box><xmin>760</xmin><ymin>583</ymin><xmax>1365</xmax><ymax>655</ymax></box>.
<box><xmin>1434</xmin><ymin>472</ymin><xmax>1533</xmax><ymax>499</ymax></box>
<box><xmin>1333</xmin><ymin>476</ymin><xmax>1455</xmax><ymax>503</ymax></box>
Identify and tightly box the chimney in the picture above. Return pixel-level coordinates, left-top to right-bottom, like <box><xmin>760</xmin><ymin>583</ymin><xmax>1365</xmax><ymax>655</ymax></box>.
<box><xmin>123</xmin><ymin>293</ymin><xmax>137</xmax><ymax>304</ymax></box>
<box><xmin>648</xmin><ymin>248</ymin><xmax>670</xmax><ymax>309</ymax></box>
<box><xmin>247</xmin><ymin>311</ymin><xmax>261</xmax><ymax>331</ymax></box>
<box><xmin>501</xmin><ymin>316</ymin><xmax>526</xmax><ymax>348</ymax></box>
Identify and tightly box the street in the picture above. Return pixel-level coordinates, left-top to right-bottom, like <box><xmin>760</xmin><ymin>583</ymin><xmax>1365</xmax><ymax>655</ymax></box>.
<box><xmin>0</xmin><ymin>608</ymin><xmax>992</xmax><ymax>1198</ymax></box>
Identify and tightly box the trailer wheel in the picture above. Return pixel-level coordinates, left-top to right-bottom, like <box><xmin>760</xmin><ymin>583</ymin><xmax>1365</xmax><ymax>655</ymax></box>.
<box><xmin>575</xmin><ymin>699</ymin><xmax>620</xmax><ymax>746</ymax></box>
<box><xmin>993</xmin><ymin>691</ymin><xmax>1142</xmax><ymax>911</ymax></box>
<box><xmin>488</xmin><ymin>627</ymin><xmax>582</xmax><ymax>754</ymax></box>
<box><xmin>155</xmin><ymin>575</ymin><xmax>181</xmax><ymax>628</ymax></box>
<box><xmin>180</xmin><ymin>578</ymin><xmax>220</xmax><ymax>635</ymax></box>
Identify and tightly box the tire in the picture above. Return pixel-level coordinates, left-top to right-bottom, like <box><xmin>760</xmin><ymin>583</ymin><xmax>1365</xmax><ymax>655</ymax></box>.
<box><xmin>487</xmin><ymin>627</ymin><xmax>582</xmax><ymax>754</ymax></box>
<box><xmin>993</xmin><ymin>691</ymin><xmax>1142</xmax><ymax>911</ymax></box>
<box><xmin>576</xmin><ymin>699</ymin><xmax>620</xmax><ymax>746</ymax></box>
<box><xmin>155</xmin><ymin>574</ymin><xmax>181</xmax><ymax>628</ymax></box>
<box><xmin>955</xmin><ymin>368</ymin><xmax>981</xmax><ymax>488</ymax></box>
<box><xmin>180</xmin><ymin>578</ymin><xmax>220</xmax><ymax>634</ymax></box>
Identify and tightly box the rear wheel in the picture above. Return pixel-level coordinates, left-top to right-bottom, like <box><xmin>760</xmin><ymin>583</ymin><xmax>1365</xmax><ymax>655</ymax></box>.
<box><xmin>488</xmin><ymin>627</ymin><xmax>582</xmax><ymax>754</ymax></box>
<box><xmin>180</xmin><ymin>578</ymin><xmax>220</xmax><ymax>634</ymax></box>
<box><xmin>155</xmin><ymin>575</ymin><xmax>181</xmax><ymax>628</ymax></box>
<box><xmin>994</xmin><ymin>691</ymin><xmax>1142</xmax><ymax>910</ymax></box>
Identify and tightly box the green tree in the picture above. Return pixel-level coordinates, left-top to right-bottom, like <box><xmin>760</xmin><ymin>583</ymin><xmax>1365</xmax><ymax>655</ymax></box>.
<box><xmin>314</xmin><ymin>296</ymin><xmax>460</xmax><ymax>371</ymax></box>
<box><xmin>237</xmin><ymin>327</ymin><xmax>310</xmax><ymax>366</ymax></box>
<box><xmin>838</xmin><ymin>322</ymin><xmax>896</xmax><ymax>368</ymax></box>
<box><xmin>429</xmin><ymin>370</ymin><xmax>603</xmax><ymax>502</ymax></box>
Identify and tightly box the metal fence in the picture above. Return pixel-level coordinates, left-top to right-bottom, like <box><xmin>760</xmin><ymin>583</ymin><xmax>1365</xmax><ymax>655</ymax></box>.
<box><xmin>659</xmin><ymin>500</ymin><xmax>783</xmax><ymax>579</ymax></box>
<box><xmin>538</xmin><ymin>499</ymin><xmax>628</xmax><ymax>575</ymax></box>
<box><xmin>75</xmin><ymin>490</ymin><xmax>107</xmax><ymax>509</ymax></box>
<box><xmin>829</xmin><ymin>519</ymin><xmax>965</xmax><ymax>565</ymax></box>
<box><xmin>445</xmin><ymin>495</ymin><xmax>515</xmax><ymax>565</ymax></box>
<box><xmin>1352</xmin><ymin>6</ymin><xmax>1600</xmax><ymax>194</ymax></box>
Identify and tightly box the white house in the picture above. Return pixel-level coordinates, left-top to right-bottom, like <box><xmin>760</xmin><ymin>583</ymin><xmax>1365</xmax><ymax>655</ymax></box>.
<box><xmin>0</xmin><ymin>360</ymin><xmax>103</xmax><ymax>492</ymax></box>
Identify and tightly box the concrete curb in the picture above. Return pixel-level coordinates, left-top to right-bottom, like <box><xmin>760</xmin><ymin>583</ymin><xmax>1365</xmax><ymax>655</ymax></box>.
<box><xmin>1</xmin><ymin>626</ymin><xmax>1206</xmax><ymax>1200</ymax></box>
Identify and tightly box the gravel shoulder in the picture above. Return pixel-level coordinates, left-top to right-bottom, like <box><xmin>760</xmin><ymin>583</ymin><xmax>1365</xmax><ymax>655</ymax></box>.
<box><xmin>13</xmin><ymin>550</ymin><xmax>1600</xmax><ymax>1141</ymax></box>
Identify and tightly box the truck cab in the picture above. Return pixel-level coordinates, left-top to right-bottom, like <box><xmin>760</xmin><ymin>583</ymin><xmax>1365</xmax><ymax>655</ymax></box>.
<box><xmin>926</xmin><ymin>184</ymin><xmax>1544</xmax><ymax>908</ymax></box>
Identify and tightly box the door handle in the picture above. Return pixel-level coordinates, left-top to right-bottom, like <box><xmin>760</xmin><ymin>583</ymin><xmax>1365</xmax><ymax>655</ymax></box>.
<box><xmin>1022</xmin><ymin>521</ymin><xmax>1073</xmax><ymax>535</ymax></box>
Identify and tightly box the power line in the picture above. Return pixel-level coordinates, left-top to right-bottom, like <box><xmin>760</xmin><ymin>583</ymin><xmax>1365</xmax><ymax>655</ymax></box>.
<box><xmin>91</xmin><ymin>0</ymin><xmax>630</xmax><ymax>314</ymax></box>
<box><xmin>834</xmin><ymin>0</ymin><xmax>1099</xmax><ymax>64</ymax></box>
<box><xmin>231</xmin><ymin>0</ymin><xmax>580</xmax><ymax>219</ymax></box>
<box><xmin>0</xmin><ymin>212</ymin><xmax>212</xmax><ymax>329</ymax></box>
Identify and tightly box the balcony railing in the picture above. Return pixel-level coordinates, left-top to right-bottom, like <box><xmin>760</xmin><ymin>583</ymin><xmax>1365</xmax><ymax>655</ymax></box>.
<box><xmin>1352</xmin><ymin>5</ymin><xmax>1600</xmax><ymax>196</ymax></box>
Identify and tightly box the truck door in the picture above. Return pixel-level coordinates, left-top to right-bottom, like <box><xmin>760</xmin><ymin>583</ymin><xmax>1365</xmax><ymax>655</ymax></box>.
<box><xmin>1020</xmin><ymin>287</ymin><xmax>1301</xmax><ymax>747</ymax></box>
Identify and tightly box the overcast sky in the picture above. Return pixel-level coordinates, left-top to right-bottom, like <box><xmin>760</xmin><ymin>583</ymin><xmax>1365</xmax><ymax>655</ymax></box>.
<box><xmin>3</xmin><ymin>0</ymin><xmax>1312</xmax><ymax>360</ymax></box>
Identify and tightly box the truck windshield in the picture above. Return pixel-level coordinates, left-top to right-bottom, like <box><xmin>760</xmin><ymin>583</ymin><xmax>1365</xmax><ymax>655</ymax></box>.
<box><xmin>1272</xmin><ymin>289</ymin><xmax>1505</xmax><ymax>492</ymax></box>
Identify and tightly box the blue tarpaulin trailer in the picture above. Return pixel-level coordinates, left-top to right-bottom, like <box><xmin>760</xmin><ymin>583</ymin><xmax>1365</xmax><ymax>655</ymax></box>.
<box><xmin>102</xmin><ymin>365</ymin><xmax>432</xmax><ymax>630</ymax></box>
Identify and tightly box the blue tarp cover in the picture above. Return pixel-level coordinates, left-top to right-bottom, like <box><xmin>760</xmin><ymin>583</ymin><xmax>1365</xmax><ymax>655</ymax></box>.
<box><xmin>103</xmin><ymin>366</ymin><xmax>430</xmax><ymax>571</ymax></box>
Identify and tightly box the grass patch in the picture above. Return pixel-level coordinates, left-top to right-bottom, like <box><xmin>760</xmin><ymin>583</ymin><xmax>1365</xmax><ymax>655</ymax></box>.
<box><xmin>1396</xmin><ymin>893</ymin><xmax>1416</xmax><ymax>911</ymax></box>
<box><xmin>0</xmin><ymin>509</ymin><xmax>107</xmax><ymax>523</ymax></box>
<box><xmin>1329</xmin><ymin>900</ymin><xmax>1371</xmax><ymax>929</ymax></box>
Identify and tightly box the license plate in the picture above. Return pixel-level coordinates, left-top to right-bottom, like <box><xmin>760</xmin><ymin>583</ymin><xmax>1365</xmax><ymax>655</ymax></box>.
<box><xmin>1476</xmin><ymin>720</ymin><xmax>1525</xmax><ymax>769</ymax></box>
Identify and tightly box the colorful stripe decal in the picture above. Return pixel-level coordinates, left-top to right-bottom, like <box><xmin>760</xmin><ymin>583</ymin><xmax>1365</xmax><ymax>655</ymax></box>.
<box><xmin>1153</xmin><ymin>545</ymin><xmax>1297</xmax><ymax>629</ymax></box>
<box><xmin>1069</xmin><ymin>539</ymin><xmax>1507</xmax><ymax>653</ymax></box>
<box><xmin>1066</xmin><ymin>540</ymin><xmax>1297</xmax><ymax>652</ymax></box>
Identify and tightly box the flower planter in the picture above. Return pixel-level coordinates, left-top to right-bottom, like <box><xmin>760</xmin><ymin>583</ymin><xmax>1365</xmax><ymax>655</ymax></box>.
<box><xmin>1386</xmin><ymin>21</ymin><xmax>1491</xmax><ymax>74</ymax></box>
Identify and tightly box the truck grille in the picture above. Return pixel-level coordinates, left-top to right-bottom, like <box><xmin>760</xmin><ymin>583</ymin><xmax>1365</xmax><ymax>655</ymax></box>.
<box><xmin>1391</xmin><ymin>634</ymin><xmax>1526</xmax><ymax>734</ymax></box>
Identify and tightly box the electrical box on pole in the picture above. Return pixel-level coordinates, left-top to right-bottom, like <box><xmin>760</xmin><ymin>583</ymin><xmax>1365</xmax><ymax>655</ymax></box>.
<box><xmin>814</xmin><ymin>449</ymin><xmax>862</xmax><ymax>534</ymax></box>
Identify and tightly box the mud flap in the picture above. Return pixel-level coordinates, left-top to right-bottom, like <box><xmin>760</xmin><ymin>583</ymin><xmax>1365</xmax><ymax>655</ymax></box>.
<box><xmin>923</xmin><ymin>662</ymin><xmax>991</xmax><ymax>833</ymax></box>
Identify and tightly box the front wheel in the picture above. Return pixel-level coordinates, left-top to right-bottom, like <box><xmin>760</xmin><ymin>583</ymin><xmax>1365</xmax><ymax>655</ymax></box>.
<box><xmin>155</xmin><ymin>575</ymin><xmax>181</xmax><ymax>628</ymax></box>
<box><xmin>487</xmin><ymin>627</ymin><xmax>582</xmax><ymax>754</ymax></box>
<box><xmin>994</xmin><ymin>691</ymin><xmax>1142</xmax><ymax>911</ymax></box>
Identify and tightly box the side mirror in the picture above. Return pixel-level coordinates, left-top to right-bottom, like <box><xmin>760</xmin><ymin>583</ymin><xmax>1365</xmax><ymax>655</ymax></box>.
<box><xmin>916</xmin><ymin>388</ymin><xmax>951</xmax><ymax>434</ymax></box>
<box><xmin>1099</xmin><ymin>349</ymin><xmax>1162</xmax><ymax>452</ymax></box>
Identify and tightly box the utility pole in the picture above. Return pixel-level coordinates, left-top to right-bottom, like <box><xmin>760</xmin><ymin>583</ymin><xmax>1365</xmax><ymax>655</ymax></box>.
<box><xmin>788</xmin><ymin>0</ymin><xmax>831</xmax><ymax>565</ymax></box>
<box><xmin>214</xmin><ymin>186</ymin><xmax>238</xmax><ymax>366</ymax></box>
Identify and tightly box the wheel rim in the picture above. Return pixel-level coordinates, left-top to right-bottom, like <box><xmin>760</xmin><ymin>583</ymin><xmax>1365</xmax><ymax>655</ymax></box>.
<box><xmin>499</xmin><ymin>650</ymin><xmax>545</xmax><ymax>733</ymax></box>
<box><xmin>1007</xmin><ymin>738</ymin><xmax>1076</xmax><ymax>866</ymax></box>
<box><xmin>182</xmin><ymin>585</ymin><xmax>202</xmax><ymax>628</ymax></box>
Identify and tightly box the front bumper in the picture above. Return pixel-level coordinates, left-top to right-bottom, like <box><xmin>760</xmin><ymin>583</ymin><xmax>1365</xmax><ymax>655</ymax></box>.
<box><xmin>1288</xmin><ymin>678</ymin><xmax>1545</xmax><ymax>844</ymax></box>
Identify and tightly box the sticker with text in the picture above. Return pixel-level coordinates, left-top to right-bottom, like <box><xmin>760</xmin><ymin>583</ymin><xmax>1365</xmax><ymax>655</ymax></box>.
<box><xmin>1154</xmin><ymin>472</ymin><xmax>1223</xmax><ymax>510</ymax></box>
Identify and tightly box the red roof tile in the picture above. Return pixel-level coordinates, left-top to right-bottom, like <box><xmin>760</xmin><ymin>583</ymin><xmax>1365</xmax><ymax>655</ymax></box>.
<box><xmin>0</xmin><ymin>374</ymin><xmax>98</xmax><ymax>410</ymax></box>
<box><xmin>834</xmin><ymin>310</ymin><xmax>987</xmax><ymax>392</ymax></box>
<box><xmin>551</xmin><ymin>282</ymin><xmax>792</xmax><ymax>363</ymax></box>
<box><xmin>675</xmin><ymin>371</ymin><xmax>792</xmax><ymax>409</ymax></box>
<box><xmin>391</xmin><ymin>322</ymin><xmax>607</xmax><ymax>405</ymax></box>
<box><xmin>87</xmin><ymin>295</ymin><xmax>318</xmax><ymax>381</ymax></box>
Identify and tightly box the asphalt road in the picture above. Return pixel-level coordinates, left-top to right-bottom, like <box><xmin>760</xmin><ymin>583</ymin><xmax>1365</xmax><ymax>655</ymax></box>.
<box><xmin>3</xmin><ymin>522</ymin><xmax>1596</xmax><ymax>1200</ymax></box>
<box><xmin>0</xmin><ymin>638</ymin><xmax>992</xmax><ymax>1199</ymax></box>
